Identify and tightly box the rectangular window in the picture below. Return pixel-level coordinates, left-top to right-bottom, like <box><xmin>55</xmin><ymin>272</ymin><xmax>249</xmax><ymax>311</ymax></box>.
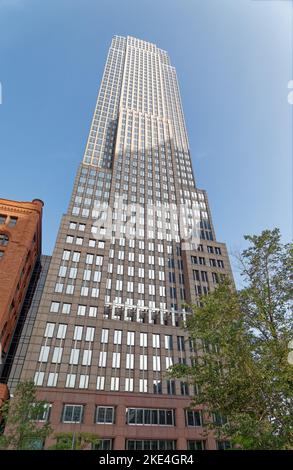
<box><xmin>98</xmin><ymin>351</ymin><xmax>107</xmax><ymax>368</ymax></box>
<box><xmin>82</xmin><ymin>350</ymin><xmax>92</xmax><ymax>366</ymax></box>
<box><xmin>95</xmin><ymin>406</ymin><xmax>115</xmax><ymax>424</ymax></box>
<box><xmin>126</xmin><ymin>408</ymin><xmax>175</xmax><ymax>426</ymax></box>
<box><xmin>125</xmin><ymin>378</ymin><xmax>134</xmax><ymax>392</ymax></box>
<box><xmin>152</xmin><ymin>334</ymin><xmax>160</xmax><ymax>349</ymax></box>
<box><xmin>127</xmin><ymin>331</ymin><xmax>135</xmax><ymax>346</ymax></box>
<box><xmin>50</xmin><ymin>302</ymin><xmax>60</xmax><ymax>313</ymax></box>
<box><xmin>186</xmin><ymin>410</ymin><xmax>202</xmax><ymax>427</ymax></box>
<box><xmin>85</xmin><ymin>327</ymin><xmax>95</xmax><ymax>342</ymax></box>
<box><xmin>69</xmin><ymin>348</ymin><xmax>80</xmax><ymax>365</ymax></box>
<box><xmin>56</xmin><ymin>324</ymin><xmax>67</xmax><ymax>339</ymax></box>
<box><xmin>164</xmin><ymin>335</ymin><xmax>173</xmax><ymax>350</ymax></box>
<box><xmin>177</xmin><ymin>336</ymin><xmax>185</xmax><ymax>351</ymax></box>
<box><xmin>47</xmin><ymin>373</ymin><xmax>58</xmax><ymax>387</ymax></box>
<box><xmin>73</xmin><ymin>326</ymin><xmax>83</xmax><ymax>341</ymax></box>
<box><xmin>38</xmin><ymin>346</ymin><xmax>50</xmax><ymax>363</ymax></box>
<box><xmin>139</xmin><ymin>379</ymin><xmax>148</xmax><ymax>393</ymax></box>
<box><xmin>52</xmin><ymin>347</ymin><xmax>63</xmax><ymax>364</ymax></box>
<box><xmin>96</xmin><ymin>376</ymin><xmax>105</xmax><ymax>390</ymax></box>
<box><xmin>110</xmin><ymin>377</ymin><xmax>119</xmax><ymax>391</ymax></box>
<box><xmin>101</xmin><ymin>329</ymin><xmax>109</xmax><ymax>343</ymax></box>
<box><xmin>77</xmin><ymin>305</ymin><xmax>86</xmax><ymax>316</ymax></box>
<box><xmin>140</xmin><ymin>333</ymin><xmax>147</xmax><ymax>347</ymax></box>
<box><xmin>62</xmin><ymin>405</ymin><xmax>84</xmax><ymax>423</ymax></box>
<box><xmin>126</xmin><ymin>353</ymin><xmax>134</xmax><ymax>369</ymax></box>
<box><xmin>113</xmin><ymin>330</ymin><xmax>122</xmax><ymax>345</ymax></box>
<box><xmin>112</xmin><ymin>352</ymin><xmax>121</xmax><ymax>368</ymax></box>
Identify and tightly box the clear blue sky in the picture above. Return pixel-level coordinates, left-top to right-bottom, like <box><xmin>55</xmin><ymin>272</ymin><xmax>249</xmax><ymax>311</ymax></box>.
<box><xmin>0</xmin><ymin>0</ymin><xmax>292</xmax><ymax>286</ymax></box>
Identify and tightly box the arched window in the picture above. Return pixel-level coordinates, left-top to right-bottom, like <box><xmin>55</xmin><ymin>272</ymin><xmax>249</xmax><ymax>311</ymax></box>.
<box><xmin>0</xmin><ymin>234</ymin><xmax>9</xmax><ymax>246</ymax></box>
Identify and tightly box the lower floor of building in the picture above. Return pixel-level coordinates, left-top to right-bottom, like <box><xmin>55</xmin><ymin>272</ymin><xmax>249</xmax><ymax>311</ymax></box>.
<box><xmin>34</xmin><ymin>388</ymin><xmax>230</xmax><ymax>450</ymax></box>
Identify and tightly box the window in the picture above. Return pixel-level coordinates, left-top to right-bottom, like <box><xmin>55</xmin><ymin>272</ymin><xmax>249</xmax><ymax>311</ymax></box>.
<box><xmin>213</xmin><ymin>412</ymin><xmax>228</xmax><ymax>426</ymax></box>
<box><xmin>73</xmin><ymin>326</ymin><xmax>83</xmax><ymax>341</ymax></box>
<box><xmin>139</xmin><ymin>355</ymin><xmax>147</xmax><ymax>370</ymax></box>
<box><xmin>79</xmin><ymin>375</ymin><xmax>89</xmax><ymax>389</ymax></box>
<box><xmin>112</xmin><ymin>352</ymin><xmax>121</xmax><ymax>368</ymax></box>
<box><xmin>152</xmin><ymin>334</ymin><xmax>160</xmax><ymax>349</ymax></box>
<box><xmin>38</xmin><ymin>346</ymin><xmax>50</xmax><ymax>363</ymax></box>
<box><xmin>126</xmin><ymin>353</ymin><xmax>134</xmax><ymax>369</ymax></box>
<box><xmin>0</xmin><ymin>250</ymin><xmax>4</xmax><ymax>260</ymax></box>
<box><xmin>110</xmin><ymin>377</ymin><xmax>119</xmax><ymax>391</ymax></box>
<box><xmin>85</xmin><ymin>327</ymin><xmax>95</xmax><ymax>342</ymax></box>
<box><xmin>125</xmin><ymin>378</ymin><xmax>134</xmax><ymax>392</ymax></box>
<box><xmin>153</xmin><ymin>380</ymin><xmax>162</xmax><ymax>394</ymax></box>
<box><xmin>187</xmin><ymin>440</ymin><xmax>205</xmax><ymax>450</ymax></box>
<box><xmin>126</xmin><ymin>440</ymin><xmax>176</xmax><ymax>450</ymax></box>
<box><xmin>86</xmin><ymin>253</ymin><xmax>94</xmax><ymax>264</ymax></box>
<box><xmin>89</xmin><ymin>306</ymin><xmax>97</xmax><ymax>317</ymax></box>
<box><xmin>44</xmin><ymin>323</ymin><xmax>55</xmax><ymax>338</ymax></box>
<box><xmin>165</xmin><ymin>335</ymin><xmax>173</xmax><ymax>350</ymax></box>
<box><xmin>0</xmin><ymin>234</ymin><xmax>9</xmax><ymax>246</ymax></box>
<box><xmin>47</xmin><ymin>373</ymin><xmax>58</xmax><ymax>387</ymax></box>
<box><xmin>126</xmin><ymin>408</ymin><xmax>175</xmax><ymax>426</ymax></box>
<box><xmin>101</xmin><ymin>329</ymin><xmax>109</xmax><ymax>343</ymax></box>
<box><xmin>52</xmin><ymin>347</ymin><xmax>63</xmax><ymax>364</ymax></box>
<box><xmin>181</xmin><ymin>382</ymin><xmax>189</xmax><ymax>395</ymax></box>
<box><xmin>0</xmin><ymin>214</ymin><xmax>7</xmax><ymax>225</ymax></box>
<box><xmin>93</xmin><ymin>439</ymin><xmax>113</xmax><ymax>450</ymax></box>
<box><xmin>139</xmin><ymin>379</ymin><xmax>148</xmax><ymax>393</ymax></box>
<box><xmin>177</xmin><ymin>336</ymin><xmax>185</xmax><ymax>351</ymax></box>
<box><xmin>8</xmin><ymin>216</ymin><xmax>18</xmax><ymax>227</ymax></box>
<box><xmin>113</xmin><ymin>330</ymin><xmax>122</xmax><ymax>345</ymax></box>
<box><xmin>62</xmin><ymin>303</ymin><xmax>71</xmax><ymax>315</ymax></box>
<box><xmin>82</xmin><ymin>350</ymin><xmax>92</xmax><ymax>366</ymax></box>
<box><xmin>186</xmin><ymin>410</ymin><xmax>202</xmax><ymax>427</ymax></box>
<box><xmin>69</xmin><ymin>348</ymin><xmax>80</xmax><ymax>365</ymax></box>
<box><xmin>56</xmin><ymin>324</ymin><xmax>67</xmax><ymax>339</ymax></box>
<box><xmin>72</xmin><ymin>251</ymin><xmax>80</xmax><ymax>262</ymax></box>
<box><xmin>34</xmin><ymin>371</ymin><xmax>44</xmax><ymax>386</ymax></box>
<box><xmin>95</xmin><ymin>406</ymin><xmax>115</xmax><ymax>424</ymax></box>
<box><xmin>166</xmin><ymin>356</ymin><xmax>173</xmax><ymax>369</ymax></box>
<box><xmin>100</xmin><ymin>337</ymin><xmax>112</xmax><ymax>362</ymax></box>
<box><xmin>62</xmin><ymin>405</ymin><xmax>84</xmax><ymax>423</ymax></box>
<box><xmin>35</xmin><ymin>403</ymin><xmax>52</xmax><ymax>422</ymax></box>
<box><xmin>62</xmin><ymin>250</ymin><xmax>70</xmax><ymax>261</ymax></box>
<box><xmin>152</xmin><ymin>356</ymin><xmax>161</xmax><ymax>371</ymax></box>
<box><xmin>217</xmin><ymin>441</ymin><xmax>231</xmax><ymax>450</ymax></box>
<box><xmin>140</xmin><ymin>333</ymin><xmax>147</xmax><ymax>347</ymax></box>
<box><xmin>96</xmin><ymin>376</ymin><xmax>105</xmax><ymax>390</ymax></box>
<box><xmin>127</xmin><ymin>331</ymin><xmax>135</xmax><ymax>346</ymax></box>
<box><xmin>50</xmin><ymin>302</ymin><xmax>60</xmax><ymax>313</ymax></box>
<box><xmin>77</xmin><ymin>305</ymin><xmax>86</xmax><ymax>316</ymax></box>
<box><xmin>167</xmin><ymin>380</ymin><xmax>176</xmax><ymax>395</ymax></box>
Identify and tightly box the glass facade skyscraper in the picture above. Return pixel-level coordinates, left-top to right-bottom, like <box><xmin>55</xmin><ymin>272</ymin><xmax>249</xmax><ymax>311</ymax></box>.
<box><xmin>15</xmin><ymin>36</ymin><xmax>234</xmax><ymax>450</ymax></box>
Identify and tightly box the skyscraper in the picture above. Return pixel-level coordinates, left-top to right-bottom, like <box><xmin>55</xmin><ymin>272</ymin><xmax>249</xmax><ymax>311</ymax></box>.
<box><xmin>16</xmin><ymin>36</ymin><xmax>234</xmax><ymax>450</ymax></box>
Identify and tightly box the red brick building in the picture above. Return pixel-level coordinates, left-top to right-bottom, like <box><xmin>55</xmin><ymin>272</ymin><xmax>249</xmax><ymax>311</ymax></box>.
<box><xmin>0</xmin><ymin>198</ymin><xmax>43</xmax><ymax>403</ymax></box>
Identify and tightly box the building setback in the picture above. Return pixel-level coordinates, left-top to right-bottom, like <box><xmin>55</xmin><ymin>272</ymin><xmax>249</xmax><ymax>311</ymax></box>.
<box><xmin>16</xmin><ymin>36</ymin><xmax>234</xmax><ymax>450</ymax></box>
<box><xmin>0</xmin><ymin>198</ymin><xmax>43</xmax><ymax>403</ymax></box>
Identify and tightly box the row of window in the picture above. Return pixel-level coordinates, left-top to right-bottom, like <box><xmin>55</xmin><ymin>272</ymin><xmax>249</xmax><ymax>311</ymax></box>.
<box><xmin>0</xmin><ymin>214</ymin><xmax>18</xmax><ymax>227</ymax></box>
<box><xmin>42</xmin><ymin>323</ymin><xmax>188</xmax><ymax>350</ymax></box>
<box><xmin>41</xmin><ymin>404</ymin><xmax>203</xmax><ymax>428</ymax></box>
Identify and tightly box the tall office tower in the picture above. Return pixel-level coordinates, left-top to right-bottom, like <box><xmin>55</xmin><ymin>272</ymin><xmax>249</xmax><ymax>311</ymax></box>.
<box><xmin>17</xmin><ymin>36</ymin><xmax>233</xmax><ymax>450</ymax></box>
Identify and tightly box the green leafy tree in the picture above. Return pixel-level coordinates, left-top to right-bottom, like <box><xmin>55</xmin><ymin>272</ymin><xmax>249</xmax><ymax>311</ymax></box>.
<box><xmin>169</xmin><ymin>228</ymin><xmax>293</xmax><ymax>449</ymax></box>
<box><xmin>0</xmin><ymin>380</ymin><xmax>52</xmax><ymax>450</ymax></box>
<box><xmin>49</xmin><ymin>432</ymin><xmax>100</xmax><ymax>450</ymax></box>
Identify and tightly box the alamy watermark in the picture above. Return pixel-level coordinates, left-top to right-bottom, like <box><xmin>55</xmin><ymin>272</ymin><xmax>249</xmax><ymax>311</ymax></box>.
<box><xmin>90</xmin><ymin>196</ymin><xmax>202</xmax><ymax>250</ymax></box>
